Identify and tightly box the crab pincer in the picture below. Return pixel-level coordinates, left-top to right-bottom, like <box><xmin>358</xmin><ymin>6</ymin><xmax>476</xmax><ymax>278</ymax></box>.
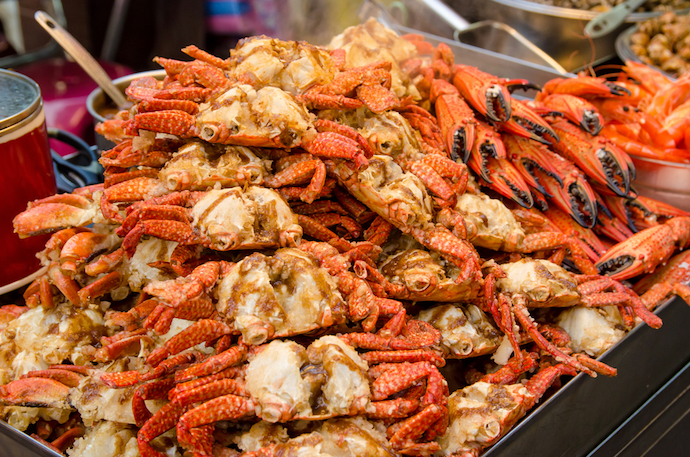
<box><xmin>481</xmin><ymin>156</ymin><xmax>535</xmax><ymax>209</ymax></box>
<box><xmin>530</xmin><ymin>149</ymin><xmax>598</xmax><ymax>228</ymax></box>
<box><xmin>503</xmin><ymin>133</ymin><xmax>563</xmax><ymax>198</ymax></box>
<box><xmin>499</xmin><ymin>98</ymin><xmax>559</xmax><ymax>145</ymax></box>
<box><xmin>539</xmin><ymin>94</ymin><xmax>604</xmax><ymax>135</ymax></box>
<box><xmin>452</xmin><ymin>64</ymin><xmax>513</xmax><ymax>123</ymax></box>
<box><xmin>549</xmin><ymin>119</ymin><xmax>634</xmax><ymax>198</ymax></box>
<box><xmin>431</xmin><ymin>79</ymin><xmax>476</xmax><ymax>163</ymax></box>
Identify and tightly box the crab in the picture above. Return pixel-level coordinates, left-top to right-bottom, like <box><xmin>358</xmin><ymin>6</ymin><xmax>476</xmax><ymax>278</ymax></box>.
<box><xmin>157</xmin><ymin>140</ymin><xmax>269</xmax><ymax>191</ymax></box>
<box><xmin>451</xmin><ymin>192</ymin><xmax>598</xmax><ymax>275</ymax></box>
<box><xmin>491</xmin><ymin>258</ymin><xmax>659</xmax><ymax>375</ymax></box>
<box><xmin>118</xmin><ymin>186</ymin><xmax>302</xmax><ymax>256</ymax></box>
<box><xmin>323</xmin><ymin>108</ymin><xmax>469</xmax><ymax>204</ymax></box>
<box><xmin>361</xmin><ymin>234</ymin><xmax>481</xmax><ymax>302</ymax></box>
<box><xmin>437</xmin><ymin>362</ymin><xmax>576</xmax><ymax>456</ymax></box>
<box><xmin>417</xmin><ymin>303</ymin><xmax>503</xmax><ymax>359</ymax></box>
<box><xmin>329</xmin><ymin>155</ymin><xmax>482</xmax><ymax>285</ymax></box>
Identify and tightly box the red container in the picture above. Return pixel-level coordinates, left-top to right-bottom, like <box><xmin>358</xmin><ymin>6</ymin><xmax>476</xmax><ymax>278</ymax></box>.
<box><xmin>0</xmin><ymin>70</ymin><xmax>57</xmax><ymax>292</ymax></box>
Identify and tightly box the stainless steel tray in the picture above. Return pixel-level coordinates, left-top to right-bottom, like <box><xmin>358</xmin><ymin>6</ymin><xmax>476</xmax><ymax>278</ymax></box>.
<box><xmin>0</xmin><ymin>420</ymin><xmax>60</xmax><ymax>457</ymax></box>
<box><xmin>446</xmin><ymin>0</ymin><xmax>690</xmax><ymax>73</ymax></box>
<box><xmin>361</xmin><ymin>0</ymin><xmax>574</xmax><ymax>86</ymax></box>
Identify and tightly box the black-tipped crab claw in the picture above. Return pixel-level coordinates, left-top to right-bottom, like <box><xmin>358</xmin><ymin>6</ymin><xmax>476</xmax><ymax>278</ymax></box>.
<box><xmin>482</xmin><ymin>156</ymin><xmax>534</xmax><ymax>209</ymax></box>
<box><xmin>452</xmin><ymin>64</ymin><xmax>512</xmax><ymax>123</ymax></box>
<box><xmin>431</xmin><ymin>79</ymin><xmax>476</xmax><ymax>163</ymax></box>
<box><xmin>539</xmin><ymin>94</ymin><xmax>603</xmax><ymax>136</ymax></box>
<box><xmin>499</xmin><ymin>99</ymin><xmax>559</xmax><ymax>145</ymax></box>
<box><xmin>531</xmin><ymin>148</ymin><xmax>598</xmax><ymax>228</ymax></box>
<box><xmin>467</xmin><ymin>120</ymin><xmax>507</xmax><ymax>183</ymax></box>
<box><xmin>549</xmin><ymin>119</ymin><xmax>634</xmax><ymax>198</ymax></box>
<box><xmin>502</xmin><ymin>133</ymin><xmax>563</xmax><ymax>198</ymax></box>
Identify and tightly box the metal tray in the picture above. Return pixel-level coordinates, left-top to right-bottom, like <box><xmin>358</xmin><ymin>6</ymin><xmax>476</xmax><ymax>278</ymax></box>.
<box><xmin>361</xmin><ymin>0</ymin><xmax>574</xmax><ymax>87</ymax></box>
<box><xmin>1</xmin><ymin>297</ymin><xmax>687</xmax><ymax>457</ymax></box>
<box><xmin>0</xmin><ymin>420</ymin><xmax>60</xmax><ymax>457</ymax></box>
<box><xmin>446</xmin><ymin>0</ymin><xmax>690</xmax><ymax>73</ymax></box>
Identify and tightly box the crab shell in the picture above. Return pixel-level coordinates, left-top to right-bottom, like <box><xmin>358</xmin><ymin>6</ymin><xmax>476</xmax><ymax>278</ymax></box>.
<box><xmin>328</xmin><ymin>18</ymin><xmax>419</xmax><ymax>99</ymax></box>
<box><xmin>330</xmin><ymin>155</ymin><xmax>434</xmax><ymax>230</ymax></box>
<box><xmin>454</xmin><ymin>192</ymin><xmax>525</xmax><ymax>251</ymax></box>
<box><xmin>191</xmin><ymin>187</ymin><xmax>302</xmax><ymax>251</ymax></box>
<box><xmin>379</xmin><ymin>248</ymin><xmax>480</xmax><ymax>302</ymax></box>
<box><xmin>438</xmin><ymin>382</ymin><xmax>532</xmax><ymax>455</ymax></box>
<box><xmin>417</xmin><ymin>304</ymin><xmax>502</xmax><ymax>358</ymax></box>
<box><xmin>228</xmin><ymin>36</ymin><xmax>338</xmax><ymax>95</ymax></box>
<box><xmin>326</xmin><ymin>109</ymin><xmax>423</xmax><ymax>162</ymax></box>
<box><xmin>238</xmin><ymin>417</ymin><xmax>395</xmax><ymax>457</ymax></box>
<box><xmin>245</xmin><ymin>337</ymin><xmax>370</xmax><ymax>423</ymax></box>
<box><xmin>216</xmin><ymin>249</ymin><xmax>348</xmax><ymax>345</ymax></box>
<box><xmin>496</xmin><ymin>259</ymin><xmax>580</xmax><ymax>308</ymax></box>
<box><xmin>158</xmin><ymin>141</ymin><xmax>268</xmax><ymax>191</ymax></box>
<box><xmin>196</xmin><ymin>84</ymin><xmax>316</xmax><ymax>148</ymax></box>
<box><xmin>556</xmin><ymin>306</ymin><xmax>626</xmax><ymax>358</ymax></box>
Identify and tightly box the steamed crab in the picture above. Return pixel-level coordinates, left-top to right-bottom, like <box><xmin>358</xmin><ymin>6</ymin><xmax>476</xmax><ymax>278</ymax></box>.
<box><xmin>366</xmin><ymin>234</ymin><xmax>481</xmax><ymax>302</ymax></box>
<box><xmin>158</xmin><ymin>140</ymin><xmax>269</xmax><ymax>191</ymax></box>
<box><xmin>118</xmin><ymin>186</ymin><xmax>303</xmax><ymax>255</ymax></box>
<box><xmin>490</xmin><ymin>258</ymin><xmax>659</xmax><ymax>375</ymax></box>
<box><xmin>329</xmin><ymin>155</ymin><xmax>482</xmax><ymax>285</ymax></box>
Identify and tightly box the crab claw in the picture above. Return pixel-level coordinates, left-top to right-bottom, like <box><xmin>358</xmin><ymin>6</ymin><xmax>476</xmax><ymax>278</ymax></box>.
<box><xmin>500</xmin><ymin>99</ymin><xmax>558</xmax><ymax>145</ymax></box>
<box><xmin>595</xmin><ymin>224</ymin><xmax>676</xmax><ymax>280</ymax></box>
<box><xmin>431</xmin><ymin>79</ymin><xmax>476</xmax><ymax>163</ymax></box>
<box><xmin>550</xmin><ymin>120</ymin><xmax>633</xmax><ymax>198</ymax></box>
<box><xmin>13</xmin><ymin>194</ymin><xmax>98</xmax><ymax>238</ymax></box>
<box><xmin>504</xmin><ymin>78</ymin><xmax>541</xmax><ymax>93</ymax></box>
<box><xmin>481</xmin><ymin>156</ymin><xmax>534</xmax><ymax>208</ymax></box>
<box><xmin>531</xmin><ymin>149</ymin><xmax>598</xmax><ymax>228</ymax></box>
<box><xmin>602</xmin><ymin>194</ymin><xmax>688</xmax><ymax>233</ymax></box>
<box><xmin>0</xmin><ymin>377</ymin><xmax>72</xmax><ymax>409</ymax></box>
<box><xmin>452</xmin><ymin>65</ymin><xmax>512</xmax><ymax>122</ymax></box>
<box><xmin>540</xmin><ymin>77</ymin><xmax>631</xmax><ymax>98</ymax></box>
<box><xmin>467</xmin><ymin>120</ymin><xmax>506</xmax><ymax>182</ymax></box>
<box><xmin>503</xmin><ymin>134</ymin><xmax>563</xmax><ymax>197</ymax></box>
<box><xmin>539</xmin><ymin>94</ymin><xmax>603</xmax><ymax>135</ymax></box>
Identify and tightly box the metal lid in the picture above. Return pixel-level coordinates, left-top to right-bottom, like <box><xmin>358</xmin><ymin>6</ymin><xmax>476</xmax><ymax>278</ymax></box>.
<box><xmin>0</xmin><ymin>69</ymin><xmax>42</xmax><ymax>131</ymax></box>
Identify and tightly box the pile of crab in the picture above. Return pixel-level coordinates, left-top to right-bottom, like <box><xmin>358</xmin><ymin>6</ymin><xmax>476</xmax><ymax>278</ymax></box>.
<box><xmin>3</xmin><ymin>18</ymin><xmax>690</xmax><ymax>457</ymax></box>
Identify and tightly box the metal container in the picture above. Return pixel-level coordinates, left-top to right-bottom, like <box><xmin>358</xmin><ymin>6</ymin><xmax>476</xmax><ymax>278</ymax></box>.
<box><xmin>0</xmin><ymin>70</ymin><xmax>56</xmax><ymax>293</ymax></box>
<box><xmin>616</xmin><ymin>25</ymin><xmax>680</xmax><ymax>79</ymax></box>
<box><xmin>86</xmin><ymin>69</ymin><xmax>166</xmax><ymax>152</ymax></box>
<box><xmin>383</xmin><ymin>0</ymin><xmax>567</xmax><ymax>72</ymax></box>
<box><xmin>628</xmin><ymin>155</ymin><xmax>690</xmax><ymax>212</ymax></box>
<box><xmin>447</xmin><ymin>0</ymin><xmax>689</xmax><ymax>72</ymax></box>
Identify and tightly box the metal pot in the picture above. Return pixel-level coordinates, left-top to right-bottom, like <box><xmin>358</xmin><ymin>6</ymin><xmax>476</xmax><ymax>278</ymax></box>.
<box><xmin>86</xmin><ymin>69</ymin><xmax>166</xmax><ymax>152</ymax></box>
<box><xmin>447</xmin><ymin>0</ymin><xmax>689</xmax><ymax>72</ymax></box>
<box><xmin>0</xmin><ymin>70</ymin><xmax>56</xmax><ymax>292</ymax></box>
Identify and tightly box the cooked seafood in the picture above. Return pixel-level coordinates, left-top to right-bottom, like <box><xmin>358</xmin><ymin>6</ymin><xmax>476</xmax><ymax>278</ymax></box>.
<box><xmin>3</xmin><ymin>17</ymin><xmax>686</xmax><ymax>457</ymax></box>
